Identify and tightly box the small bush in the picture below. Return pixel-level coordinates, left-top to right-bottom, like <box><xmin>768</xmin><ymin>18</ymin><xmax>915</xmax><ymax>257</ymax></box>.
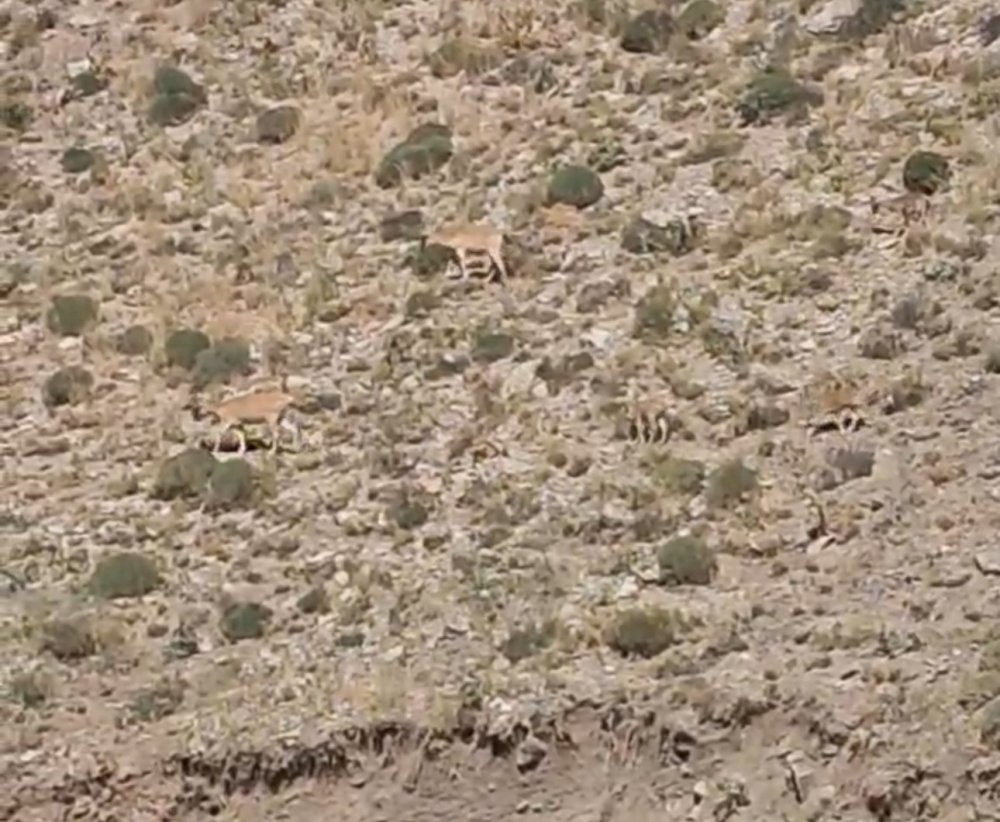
<box><xmin>164</xmin><ymin>328</ymin><xmax>211</xmax><ymax>370</ymax></box>
<box><xmin>705</xmin><ymin>459</ymin><xmax>758</xmax><ymax>509</ymax></box>
<box><xmin>116</xmin><ymin>324</ymin><xmax>153</xmax><ymax>356</ymax></box>
<box><xmin>220</xmin><ymin>602</ymin><xmax>272</xmax><ymax>643</ymax></box>
<box><xmin>657</xmin><ymin>535</ymin><xmax>717</xmax><ymax>585</ymax></box>
<box><xmin>255</xmin><ymin>105</ymin><xmax>301</xmax><ymax>144</ymax></box>
<box><xmin>46</xmin><ymin>294</ymin><xmax>98</xmax><ymax>336</ymax></box>
<box><xmin>375</xmin><ymin>124</ymin><xmax>454</xmax><ymax>189</ymax></box>
<box><xmin>192</xmin><ymin>336</ymin><xmax>251</xmax><ymax>388</ymax></box>
<box><xmin>40</xmin><ymin>618</ymin><xmax>96</xmax><ymax>661</ymax></box>
<box><xmin>547</xmin><ymin>164</ymin><xmax>604</xmax><ymax>209</ymax></box>
<box><xmin>207</xmin><ymin>459</ymin><xmax>256</xmax><ymax>509</ymax></box>
<box><xmin>148</xmin><ymin>65</ymin><xmax>206</xmax><ymax>127</ymax></box>
<box><xmin>43</xmin><ymin>366</ymin><xmax>93</xmax><ymax>408</ymax></box>
<box><xmin>151</xmin><ymin>448</ymin><xmax>218</xmax><ymax>500</ymax></box>
<box><xmin>88</xmin><ymin>552</ymin><xmax>161</xmax><ymax>600</ymax></box>
<box><xmin>606</xmin><ymin>607</ymin><xmax>684</xmax><ymax>659</ymax></box>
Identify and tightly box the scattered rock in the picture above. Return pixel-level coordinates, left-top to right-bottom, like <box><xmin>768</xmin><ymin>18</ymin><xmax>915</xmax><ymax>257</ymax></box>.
<box><xmin>974</xmin><ymin>549</ymin><xmax>1000</xmax><ymax>576</ymax></box>
<box><xmin>621</xmin><ymin>215</ymin><xmax>698</xmax><ymax>256</ymax></box>
<box><xmin>744</xmin><ymin>403</ymin><xmax>790</xmax><ymax>431</ymax></box>
<box><xmin>405</xmin><ymin>289</ymin><xmax>441</xmax><ymax>318</ymax></box>
<box><xmin>634</xmin><ymin>283</ymin><xmax>678</xmax><ymax>341</ymax></box>
<box><xmin>428</xmin><ymin>37</ymin><xmax>501</xmax><ymax>78</ymax></box>
<box><xmin>858</xmin><ymin>322</ymin><xmax>902</xmax><ymax>360</ymax></box>
<box><xmin>515</xmin><ymin>735</ymin><xmax>549</xmax><ymax>773</ymax></box>
<box><xmin>388</xmin><ymin>498</ymin><xmax>429</xmax><ymax>530</ymax></box>
<box><xmin>408</xmin><ymin>239</ymin><xmax>454</xmax><ymax>277</ymax></box>
<box><xmin>501</xmin><ymin>622</ymin><xmax>555</xmax><ymax>664</ymax></box>
<box><xmin>586</xmin><ymin>137</ymin><xmax>627</xmax><ymax>173</ymax></box>
<box><xmin>985</xmin><ymin>346</ymin><xmax>1000</xmax><ymax>374</ymax></box>
<box><xmin>821</xmin><ymin>446</ymin><xmax>875</xmax><ymax>489</ymax></box>
<box><xmin>297</xmin><ymin>586</ymin><xmax>330</xmax><ymax>615</ymax></box>
<box><xmin>380</xmin><ymin>210</ymin><xmax>424</xmax><ymax>242</ymax></box>
<box><xmin>471</xmin><ymin>329</ymin><xmax>515</xmax><ymax>363</ymax></box>
<box><xmin>501</xmin><ymin>54</ymin><xmax>558</xmax><ymax>93</ymax></box>
<box><xmin>677</xmin><ymin>0</ymin><xmax>724</xmax><ymax>39</ymax></box>
<box><xmin>803</xmin><ymin>0</ymin><xmax>860</xmax><ymax>35</ymax></box>
<box><xmin>982</xmin><ymin>12</ymin><xmax>1000</xmax><ymax>47</ymax></box>
<box><xmin>0</xmin><ymin>100</ymin><xmax>32</xmax><ymax>132</ymax></box>
<box><xmin>838</xmin><ymin>0</ymin><xmax>905</xmax><ymax>40</ymax></box>
<box><xmin>885</xmin><ymin>374</ymin><xmax>928</xmax><ymax>413</ymax></box>
<box><xmin>577</xmin><ymin>278</ymin><xmax>630</xmax><ymax>314</ymax></box>
<box><xmin>68</xmin><ymin>69</ymin><xmax>107</xmax><ymax>98</ymax></box>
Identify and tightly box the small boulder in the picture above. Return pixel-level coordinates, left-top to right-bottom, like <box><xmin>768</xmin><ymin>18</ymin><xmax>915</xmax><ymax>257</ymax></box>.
<box><xmin>428</xmin><ymin>37</ymin><xmax>501</xmax><ymax>78</ymax></box>
<box><xmin>677</xmin><ymin>0</ymin><xmax>724</xmax><ymax>39</ymax></box>
<box><xmin>380</xmin><ymin>210</ymin><xmax>425</xmax><ymax>242</ymax></box>
<box><xmin>621</xmin><ymin>215</ymin><xmax>698</xmax><ymax>256</ymax></box>
<box><xmin>471</xmin><ymin>329</ymin><xmax>515</xmax><ymax>363</ymax></box>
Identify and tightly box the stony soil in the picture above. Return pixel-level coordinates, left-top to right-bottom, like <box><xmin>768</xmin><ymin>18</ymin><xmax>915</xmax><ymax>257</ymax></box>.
<box><xmin>6</xmin><ymin>0</ymin><xmax>1000</xmax><ymax>819</ymax></box>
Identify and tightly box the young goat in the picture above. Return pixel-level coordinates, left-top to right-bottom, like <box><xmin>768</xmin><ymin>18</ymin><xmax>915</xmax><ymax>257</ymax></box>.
<box><xmin>421</xmin><ymin>221</ymin><xmax>508</xmax><ymax>283</ymax></box>
<box><xmin>190</xmin><ymin>388</ymin><xmax>300</xmax><ymax>455</ymax></box>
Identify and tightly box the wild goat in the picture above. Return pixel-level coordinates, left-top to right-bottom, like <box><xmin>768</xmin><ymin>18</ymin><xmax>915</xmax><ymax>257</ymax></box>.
<box><xmin>422</xmin><ymin>221</ymin><xmax>508</xmax><ymax>283</ymax></box>
<box><xmin>189</xmin><ymin>388</ymin><xmax>300</xmax><ymax>454</ymax></box>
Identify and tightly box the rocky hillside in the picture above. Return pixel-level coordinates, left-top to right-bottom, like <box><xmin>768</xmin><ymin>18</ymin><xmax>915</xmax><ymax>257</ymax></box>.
<box><xmin>5</xmin><ymin>0</ymin><xmax>1000</xmax><ymax>818</ymax></box>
